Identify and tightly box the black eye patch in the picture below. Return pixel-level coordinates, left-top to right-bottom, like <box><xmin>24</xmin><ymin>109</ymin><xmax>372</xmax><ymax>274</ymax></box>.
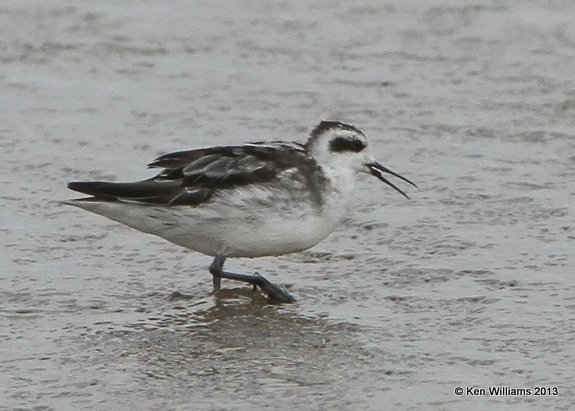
<box><xmin>329</xmin><ymin>136</ymin><xmax>366</xmax><ymax>153</ymax></box>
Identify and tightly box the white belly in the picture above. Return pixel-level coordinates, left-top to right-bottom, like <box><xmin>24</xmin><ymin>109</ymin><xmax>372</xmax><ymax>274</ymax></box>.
<box><xmin>66</xmin><ymin>183</ymin><xmax>350</xmax><ymax>258</ymax></box>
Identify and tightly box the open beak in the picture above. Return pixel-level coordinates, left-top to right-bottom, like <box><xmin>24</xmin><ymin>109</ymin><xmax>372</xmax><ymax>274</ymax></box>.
<box><xmin>367</xmin><ymin>161</ymin><xmax>417</xmax><ymax>199</ymax></box>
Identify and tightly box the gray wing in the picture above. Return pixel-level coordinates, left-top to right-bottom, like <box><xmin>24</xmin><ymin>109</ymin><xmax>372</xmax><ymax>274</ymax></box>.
<box><xmin>67</xmin><ymin>142</ymin><xmax>318</xmax><ymax>206</ymax></box>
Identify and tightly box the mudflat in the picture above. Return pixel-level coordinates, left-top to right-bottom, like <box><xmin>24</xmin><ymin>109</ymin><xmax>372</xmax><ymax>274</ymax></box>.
<box><xmin>1</xmin><ymin>1</ymin><xmax>573</xmax><ymax>410</ymax></box>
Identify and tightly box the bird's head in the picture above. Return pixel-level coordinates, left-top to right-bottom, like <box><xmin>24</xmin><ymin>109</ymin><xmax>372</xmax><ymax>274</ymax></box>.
<box><xmin>305</xmin><ymin>121</ymin><xmax>416</xmax><ymax>198</ymax></box>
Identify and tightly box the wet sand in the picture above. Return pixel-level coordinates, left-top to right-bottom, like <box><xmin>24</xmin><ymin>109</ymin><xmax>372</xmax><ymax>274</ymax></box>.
<box><xmin>1</xmin><ymin>1</ymin><xmax>574</xmax><ymax>410</ymax></box>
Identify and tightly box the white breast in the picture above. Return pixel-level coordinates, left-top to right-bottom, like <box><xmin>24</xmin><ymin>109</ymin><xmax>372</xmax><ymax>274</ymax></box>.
<box><xmin>67</xmin><ymin>168</ymin><xmax>356</xmax><ymax>258</ymax></box>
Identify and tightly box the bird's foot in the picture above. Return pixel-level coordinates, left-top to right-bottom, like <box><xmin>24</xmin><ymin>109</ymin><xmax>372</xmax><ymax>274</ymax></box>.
<box><xmin>167</xmin><ymin>291</ymin><xmax>194</xmax><ymax>301</ymax></box>
<box><xmin>253</xmin><ymin>273</ymin><xmax>296</xmax><ymax>304</ymax></box>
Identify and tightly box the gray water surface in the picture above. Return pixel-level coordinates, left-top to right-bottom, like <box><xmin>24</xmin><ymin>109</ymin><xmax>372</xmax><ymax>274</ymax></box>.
<box><xmin>1</xmin><ymin>1</ymin><xmax>574</xmax><ymax>410</ymax></box>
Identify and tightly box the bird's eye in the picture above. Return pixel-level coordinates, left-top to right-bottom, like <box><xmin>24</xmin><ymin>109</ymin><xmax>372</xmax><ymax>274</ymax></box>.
<box><xmin>329</xmin><ymin>136</ymin><xmax>366</xmax><ymax>153</ymax></box>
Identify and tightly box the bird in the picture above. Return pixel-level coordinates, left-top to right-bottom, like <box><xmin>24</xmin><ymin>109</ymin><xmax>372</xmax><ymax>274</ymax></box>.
<box><xmin>65</xmin><ymin>121</ymin><xmax>416</xmax><ymax>303</ymax></box>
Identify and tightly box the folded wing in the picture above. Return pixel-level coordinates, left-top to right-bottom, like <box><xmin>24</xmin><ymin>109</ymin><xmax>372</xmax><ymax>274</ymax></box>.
<box><xmin>68</xmin><ymin>142</ymin><xmax>314</xmax><ymax>206</ymax></box>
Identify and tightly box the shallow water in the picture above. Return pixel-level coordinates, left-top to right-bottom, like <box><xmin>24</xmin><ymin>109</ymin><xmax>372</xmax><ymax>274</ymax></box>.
<box><xmin>1</xmin><ymin>0</ymin><xmax>574</xmax><ymax>410</ymax></box>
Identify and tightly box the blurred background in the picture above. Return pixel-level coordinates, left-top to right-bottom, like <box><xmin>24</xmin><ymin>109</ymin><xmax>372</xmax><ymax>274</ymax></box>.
<box><xmin>1</xmin><ymin>1</ymin><xmax>573</xmax><ymax>409</ymax></box>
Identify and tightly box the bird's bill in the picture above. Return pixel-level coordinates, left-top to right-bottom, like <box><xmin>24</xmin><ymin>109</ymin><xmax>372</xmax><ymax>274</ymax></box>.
<box><xmin>367</xmin><ymin>161</ymin><xmax>417</xmax><ymax>199</ymax></box>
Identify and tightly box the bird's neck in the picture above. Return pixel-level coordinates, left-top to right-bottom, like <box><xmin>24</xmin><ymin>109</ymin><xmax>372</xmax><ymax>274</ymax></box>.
<box><xmin>321</xmin><ymin>165</ymin><xmax>356</xmax><ymax>215</ymax></box>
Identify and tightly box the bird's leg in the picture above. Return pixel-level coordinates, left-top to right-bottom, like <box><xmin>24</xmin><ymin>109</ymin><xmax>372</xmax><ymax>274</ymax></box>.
<box><xmin>212</xmin><ymin>273</ymin><xmax>222</xmax><ymax>291</ymax></box>
<box><xmin>209</xmin><ymin>255</ymin><xmax>296</xmax><ymax>303</ymax></box>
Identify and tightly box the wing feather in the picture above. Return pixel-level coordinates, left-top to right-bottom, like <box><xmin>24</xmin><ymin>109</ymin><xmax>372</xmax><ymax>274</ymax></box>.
<box><xmin>67</xmin><ymin>142</ymin><xmax>322</xmax><ymax>207</ymax></box>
